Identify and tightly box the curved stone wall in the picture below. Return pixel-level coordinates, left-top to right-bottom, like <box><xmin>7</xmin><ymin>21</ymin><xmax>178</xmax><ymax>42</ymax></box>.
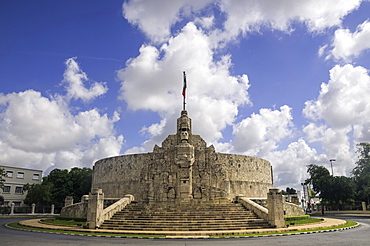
<box><xmin>92</xmin><ymin>153</ymin><xmax>151</xmax><ymax>201</ymax></box>
<box><xmin>92</xmin><ymin>151</ymin><xmax>273</xmax><ymax>202</ymax></box>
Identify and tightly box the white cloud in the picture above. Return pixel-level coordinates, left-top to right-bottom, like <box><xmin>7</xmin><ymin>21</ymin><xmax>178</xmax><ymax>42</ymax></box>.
<box><xmin>327</xmin><ymin>20</ymin><xmax>370</xmax><ymax>61</ymax></box>
<box><xmin>124</xmin><ymin>146</ymin><xmax>146</xmax><ymax>155</ymax></box>
<box><xmin>219</xmin><ymin>0</ymin><xmax>361</xmax><ymax>39</ymax></box>
<box><xmin>140</xmin><ymin>119</ymin><xmax>167</xmax><ymax>138</ymax></box>
<box><xmin>117</xmin><ymin>22</ymin><xmax>251</xmax><ymax>149</ymax></box>
<box><xmin>232</xmin><ymin>105</ymin><xmax>294</xmax><ymax>156</ymax></box>
<box><xmin>302</xmin><ymin>64</ymin><xmax>370</xmax><ymax>177</ymax></box>
<box><xmin>302</xmin><ymin>123</ymin><xmax>356</xmax><ymax>176</ymax></box>
<box><xmin>318</xmin><ymin>44</ymin><xmax>328</xmax><ymax>57</ymax></box>
<box><xmin>123</xmin><ymin>0</ymin><xmax>212</xmax><ymax>43</ymax></box>
<box><xmin>123</xmin><ymin>0</ymin><xmax>362</xmax><ymax>44</ymax></box>
<box><xmin>63</xmin><ymin>57</ymin><xmax>108</xmax><ymax>102</ymax></box>
<box><xmin>120</xmin><ymin>0</ymin><xmax>367</xmax><ymax>187</ymax></box>
<box><xmin>194</xmin><ymin>15</ymin><xmax>214</xmax><ymax>29</ymax></box>
<box><xmin>0</xmin><ymin>60</ymin><xmax>123</xmax><ymax>172</ymax></box>
<box><xmin>0</xmin><ymin>90</ymin><xmax>77</xmax><ymax>153</ymax></box>
<box><xmin>81</xmin><ymin>135</ymin><xmax>124</xmax><ymax>167</ymax></box>
<box><xmin>0</xmin><ymin>139</ymin><xmax>50</xmax><ymax>170</ymax></box>
<box><xmin>265</xmin><ymin>138</ymin><xmax>318</xmax><ymax>189</ymax></box>
<box><xmin>304</xmin><ymin>64</ymin><xmax>370</xmax><ymax>130</ymax></box>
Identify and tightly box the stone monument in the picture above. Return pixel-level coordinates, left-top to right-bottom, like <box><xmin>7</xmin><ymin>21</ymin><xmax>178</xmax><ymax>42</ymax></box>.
<box><xmin>62</xmin><ymin>72</ymin><xmax>304</xmax><ymax>230</ymax></box>
<box><xmin>92</xmin><ymin>110</ymin><xmax>273</xmax><ymax>203</ymax></box>
<box><xmin>62</xmin><ymin>108</ymin><xmax>305</xmax><ymax>230</ymax></box>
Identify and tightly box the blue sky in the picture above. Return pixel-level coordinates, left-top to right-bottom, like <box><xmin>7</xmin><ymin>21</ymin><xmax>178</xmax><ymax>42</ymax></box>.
<box><xmin>1</xmin><ymin>0</ymin><xmax>370</xmax><ymax>190</ymax></box>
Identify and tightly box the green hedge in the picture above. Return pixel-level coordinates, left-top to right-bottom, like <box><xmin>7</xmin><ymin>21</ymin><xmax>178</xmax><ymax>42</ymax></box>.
<box><xmin>284</xmin><ymin>215</ymin><xmax>310</xmax><ymax>221</ymax></box>
<box><xmin>55</xmin><ymin>216</ymin><xmax>87</xmax><ymax>222</ymax></box>
<box><xmin>0</xmin><ymin>207</ymin><xmax>11</xmax><ymax>215</ymax></box>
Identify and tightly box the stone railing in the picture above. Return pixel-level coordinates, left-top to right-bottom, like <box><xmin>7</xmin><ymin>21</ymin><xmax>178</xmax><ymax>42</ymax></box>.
<box><xmin>237</xmin><ymin>190</ymin><xmax>304</xmax><ymax>228</ymax></box>
<box><xmin>251</xmin><ymin>198</ymin><xmax>268</xmax><ymax>208</ymax></box>
<box><xmin>101</xmin><ymin>194</ymin><xmax>134</xmax><ymax>225</ymax></box>
<box><xmin>61</xmin><ymin>195</ymin><xmax>89</xmax><ymax>218</ymax></box>
<box><xmin>283</xmin><ymin>201</ymin><xmax>305</xmax><ymax>217</ymax></box>
<box><xmin>104</xmin><ymin>198</ymin><xmax>120</xmax><ymax>209</ymax></box>
<box><xmin>86</xmin><ymin>189</ymin><xmax>134</xmax><ymax>229</ymax></box>
<box><xmin>237</xmin><ymin>195</ymin><xmax>268</xmax><ymax>221</ymax></box>
<box><xmin>61</xmin><ymin>196</ymin><xmax>131</xmax><ymax>219</ymax></box>
<box><xmin>246</xmin><ymin>197</ymin><xmax>305</xmax><ymax>217</ymax></box>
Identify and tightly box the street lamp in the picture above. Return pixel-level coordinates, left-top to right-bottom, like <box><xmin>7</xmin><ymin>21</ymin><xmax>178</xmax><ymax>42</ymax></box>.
<box><xmin>301</xmin><ymin>183</ymin><xmax>306</xmax><ymax>210</ymax></box>
<box><xmin>329</xmin><ymin>159</ymin><xmax>336</xmax><ymax>176</ymax></box>
<box><xmin>301</xmin><ymin>182</ymin><xmax>309</xmax><ymax>212</ymax></box>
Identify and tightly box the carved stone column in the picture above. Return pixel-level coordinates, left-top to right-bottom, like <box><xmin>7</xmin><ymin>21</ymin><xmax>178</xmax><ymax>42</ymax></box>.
<box><xmin>176</xmin><ymin>142</ymin><xmax>195</xmax><ymax>200</ymax></box>
<box><xmin>51</xmin><ymin>204</ymin><xmax>55</xmax><ymax>215</ymax></box>
<box><xmin>267</xmin><ymin>188</ymin><xmax>286</xmax><ymax>228</ymax></box>
<box><xmin>31</xmin><ymin>203</ymin><xmax>36</xmax><ymax>214</ymax></box>
<box><xmin>87</xmin><ymin>188</ymin><xmax>104</xmax><ymax>229</ymax></box>
<box><xmin>64</xmin><ymin>196</ymin><xmax>73</xmax><ymax>207</ymax></box>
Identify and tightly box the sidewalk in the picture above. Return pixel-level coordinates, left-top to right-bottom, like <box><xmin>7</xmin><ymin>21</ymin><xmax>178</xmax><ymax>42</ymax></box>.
<box><xmin>16</xmin><ymin>217</ymin><xmax>350</xmax><ymax>237</ymax></box>
<box><xmin>311</xmin><ymin>210</ymin><xmax>370</xmax><ymax>217</ymax></box>
<box><xmin>0</xmin><ymin>214</ymin><xmax>58</xmax><ymax>218</ymax></box>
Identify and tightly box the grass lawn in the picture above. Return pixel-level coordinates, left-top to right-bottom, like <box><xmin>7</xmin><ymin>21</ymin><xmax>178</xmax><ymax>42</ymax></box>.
<box><xmin>41</xmin><ymin>218</ymin><xmax>86</xmax><ymax>227</ymax></box>
<box><xmin>285</xmin><ymin>217</ymin><xmax>323</xmax><ymax>226</ymax></box>
<box><xmin>7</xmin><ymin>222</ymin><xmax>165</xmax><ymax>238</ymax></box>
<box><xmin>212</xmin><ymin>220</ymin><xmax>358</xmax><ymax>238</ymax></box>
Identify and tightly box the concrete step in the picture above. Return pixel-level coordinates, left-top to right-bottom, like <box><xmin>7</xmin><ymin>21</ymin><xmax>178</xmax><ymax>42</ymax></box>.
<box><xmin>114</xmin><ymin>211</ymin><xmax>257</xmax><ymax>215</ymax></box>
<box><xmin>112</xmin><ymin>214</ymin><xmax>257</xmax><ymax>220</ymax></box>
<box><xmin>110</xmin><ymin>216</ymin><xmax>259</xmax><ymax>221</ymax></box>
<box><xmin>100</xmin><ymin>221</ymin><xmax>271</xmax><ymax>229</ymax></box>
<box><xmin>100</xmin><ymin>225</ymin><xmax>271</xmax><ymax>231</ymax></box>
<box><xmin>99</xmin><ymin>201</ymin><xmax>272</xmax><ymax>231</ymax></box>
<box><xmin>104</xmin><ymin>219</ymin><xmax>266</xmax><ymax>225</ymax></box>
<box><xmin>115</xmin><ymin>215</ymin><xmax>256</xmax><ymax>218</ymax></box>
<box><xmin>118</xmin><ymin>209</ymin><xmax>253</xmax><ymax>212</ymax></box>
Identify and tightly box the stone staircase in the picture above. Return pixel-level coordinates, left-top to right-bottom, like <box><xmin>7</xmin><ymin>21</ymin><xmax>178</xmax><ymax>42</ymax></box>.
<box><xmin>99</xmin><ymin>201</ymin><xmax>272</xmax><ymax>232</ymax></box>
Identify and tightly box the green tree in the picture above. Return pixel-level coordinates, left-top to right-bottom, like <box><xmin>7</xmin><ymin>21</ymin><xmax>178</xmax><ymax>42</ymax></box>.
<box><xmin>43</xmin><ymin>169</ymin><xmax>72</xmax><ymax>208</ymax></box>
<box><xmin>0</xmin><ymin>168</ymin><xmax>6</xmax><ymax>191</ymax></box>
<box><xmin>69</xmin><ymin>167</ymin><xmax>92</xmax><ymax>202</ymax></box>
<box><xmin>286</xmin><ymin>187</ymin><xmax>297</xmax><ymax>194</ymax></box>
<box><xmin>306</xmin><ymin>164</ymin><xmax>356</xmax><ymax>209</ymax></box>
<box><xmin>23</xmin><ymin>183</ymin><xmax>52</xmax><ymax>212</ymax></box>
<box><xmin>42</xmin><ymin>167</ymin><xmax>92</xmax><ymax>208</ymax></box>
<box><xmin>352</xmin><ymin>142</ymin><xmax>370</xmax><ymax>203</ymax></box>
<box><xmin>305</xmin><ymin>164</ymin><xmax>332</xmax><ymax>200</ymax></box>
<box><xmin>282</xmin><ymin>187</ymin><xmax>297</xmax><ymax>195</ymax></box>
<box><xmin>330</xmin><ymin>176</ymin><xmax>356</xmax><ymax>209</ymax></box>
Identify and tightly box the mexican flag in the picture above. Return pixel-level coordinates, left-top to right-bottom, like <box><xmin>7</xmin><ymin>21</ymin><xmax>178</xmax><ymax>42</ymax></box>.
<box><xmin>182</xmin><ymin>71</ymin><xmax>187</xmax><ymax>98</ymax></box>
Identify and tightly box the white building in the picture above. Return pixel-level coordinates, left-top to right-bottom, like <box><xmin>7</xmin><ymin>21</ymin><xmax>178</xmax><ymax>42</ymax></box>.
<box><xmin>0</xmin><ymin>165</ymin><xmax>42</xmax><ymax>207</ymax></box>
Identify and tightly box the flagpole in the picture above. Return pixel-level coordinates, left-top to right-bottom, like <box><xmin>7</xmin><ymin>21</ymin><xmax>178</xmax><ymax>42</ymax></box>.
<box><xmin>182</xmin><ymin>71</ymin><xmax>187</xmax><ymax>111</ymax></box>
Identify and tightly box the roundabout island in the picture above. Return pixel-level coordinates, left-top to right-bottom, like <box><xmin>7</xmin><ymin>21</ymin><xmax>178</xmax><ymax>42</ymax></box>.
<box><xmin>8</xmin><ymin>215</ymin><xmax>356</xmax><ymax>239</ymax></box>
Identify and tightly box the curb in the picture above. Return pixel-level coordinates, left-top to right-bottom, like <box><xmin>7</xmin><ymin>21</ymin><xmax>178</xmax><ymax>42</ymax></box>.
<box><xmin>5</xmin><ymin>220</ymin><xmax>360</xmax><ymax>239</ymax></box>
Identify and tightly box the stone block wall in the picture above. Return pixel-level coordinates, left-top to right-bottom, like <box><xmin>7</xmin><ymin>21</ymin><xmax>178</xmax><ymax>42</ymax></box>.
<box><xmin>60</xmin><ymin>196</ymin><xmax>89</xmax><ymax>218</ymax></box>
<box><xmin>212</xmin><ymin>153</ymin><xmax>273</xmax><ymax>199</ymax></box>
<box><xmin>92</xmin><ymin>149</ymin><xmax>273</xmax><ymax>202</ymax></box>
<box><xmin>92</xmin><ymin>153</ymin><xmax>150</xmax><ymax>202</ymax></box>
<box><xmin>283</xmin><ymin>202</ymin><xmax>305</xmax><ymax>217</ymax></box>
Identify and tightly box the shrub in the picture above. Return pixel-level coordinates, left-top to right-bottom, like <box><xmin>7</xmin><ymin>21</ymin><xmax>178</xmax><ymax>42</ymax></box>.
<box><xmin>284</xmin><ymin>215</ymin><xmax>310</xmax><ymax>221</ymax></box>
<box><xmin>55</xmin><ymin>216</ymin><xmax>87</xmax><ymax>222</ymax></box>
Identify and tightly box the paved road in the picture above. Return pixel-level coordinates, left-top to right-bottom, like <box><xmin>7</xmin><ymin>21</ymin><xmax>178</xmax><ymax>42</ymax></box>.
<box><xmin>1</xmin><ymin>216</ymin><xmax>369</xmax><ymax>246</ymax></box>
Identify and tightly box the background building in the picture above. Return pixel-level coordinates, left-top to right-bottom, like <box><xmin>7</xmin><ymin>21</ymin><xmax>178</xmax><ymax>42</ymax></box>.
<box><xmin>0</xmin><ymin>165</ymin><xmax>42</xmax><ymax>207</ymax></box>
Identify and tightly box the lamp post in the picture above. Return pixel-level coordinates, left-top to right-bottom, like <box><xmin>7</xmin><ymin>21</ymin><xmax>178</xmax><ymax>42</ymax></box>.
<box><xmin>301</xmin><ymin>183</ymin><xmax>307</xmax><ymax>211</ymax></box>
<box><xmin>329</xmin><ymin>159</ymin><xmax>336</xmax><ymax>176</ymax></box>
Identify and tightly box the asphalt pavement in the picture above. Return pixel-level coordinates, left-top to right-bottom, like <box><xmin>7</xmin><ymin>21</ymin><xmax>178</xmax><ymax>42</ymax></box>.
<box><xmin>1</xmin><ymin>215</ymin><xmax>369</xmax><ymax>246</ymax></box>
